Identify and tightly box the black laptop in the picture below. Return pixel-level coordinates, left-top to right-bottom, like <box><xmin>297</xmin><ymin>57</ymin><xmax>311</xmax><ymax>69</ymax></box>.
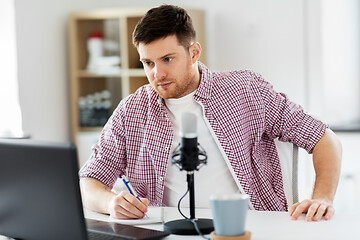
<box><xmin>0</xmin><ymin>139</ymin><xmax>170</xmax><ymax>240</ymax></box>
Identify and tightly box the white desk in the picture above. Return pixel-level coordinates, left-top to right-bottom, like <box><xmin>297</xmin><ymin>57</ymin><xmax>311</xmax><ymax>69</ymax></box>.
<box><xmin>84</xmin><ymin>207</ymin><xmax>360</xmax><ymax>240</ymax></box>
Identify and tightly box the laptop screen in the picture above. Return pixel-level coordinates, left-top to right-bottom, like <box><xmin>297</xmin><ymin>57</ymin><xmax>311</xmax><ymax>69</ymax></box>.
<box><xmin>0</xmin><ymin>139</ymin><xmax>88</xmax><ymax>240</ymax></box>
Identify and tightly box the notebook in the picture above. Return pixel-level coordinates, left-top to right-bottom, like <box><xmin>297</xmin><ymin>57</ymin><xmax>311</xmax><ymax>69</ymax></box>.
<box><xmin>0</xmin><ymin>139</ymin><xmax>170</xmax><ymax>240</ymax></box>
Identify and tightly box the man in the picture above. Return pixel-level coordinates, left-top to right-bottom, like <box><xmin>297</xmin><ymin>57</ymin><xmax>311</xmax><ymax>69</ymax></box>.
<box><xmin>79</xmin><ymin>5</ymin><xmax>342</xmax><ymax>222</ymax></box>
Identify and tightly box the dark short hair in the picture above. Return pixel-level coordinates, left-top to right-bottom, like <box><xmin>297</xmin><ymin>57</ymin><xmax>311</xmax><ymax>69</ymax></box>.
<box><xmin>133</xmin><ymin>5</ymin><xmax>196</xmax><ymax>49</ymax></box>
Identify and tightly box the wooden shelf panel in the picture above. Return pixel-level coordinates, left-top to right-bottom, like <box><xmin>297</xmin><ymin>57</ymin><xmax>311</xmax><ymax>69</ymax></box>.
<box><xmin>123</xmin><ymin>69</ymin><xmax>146</xmax><ymax>77</ymax></box>
<box><xmin>79</xmin><ymin>127</ymin><xmax>104</xmax><ymax>132</ymax></box>
<box><xmin>77</xmin><ymin>69</ymin><xmax>145</xmax><ymax>78</ymax></box>
<box><xmin>70</xmin><ymin>8</ymin><xmax>147</xmax><ymax>20</ymax></box>
<box><xmin>126</xmin><ymin>16</ymin><xmax>143</xmax><ymax>68</ymax></box>
<box><xmin>129</xmin><ymin>76</ymin><xmax>148</xmax><ymax>94</ymax></box>
<box><xmin>78</xmin><ymin>70</ymin><xmax>122</xmax><ymax>78</ymax></box>
<box><xmin>78</xmin><ymin>77</ymin><xmax>107</xmax><ymax>97</ymax></box>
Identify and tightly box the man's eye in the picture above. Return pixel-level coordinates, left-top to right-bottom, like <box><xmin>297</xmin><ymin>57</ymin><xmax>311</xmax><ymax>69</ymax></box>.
<box><xmin>164</xmin><ymin>57</ymin><xmax>172</xmax><ymax>63</ymax></box>
<box><xmin>143</xmin><ymin>61</ymin><xmax>153</xmax><ymax>67</ymax></box>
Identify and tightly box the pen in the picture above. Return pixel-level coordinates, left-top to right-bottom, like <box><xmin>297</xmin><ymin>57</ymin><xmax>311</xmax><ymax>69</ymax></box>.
<box><xmin>121</xmin><ymin>175</ymin><xmax>149</xmax><ymax>218</ymax></box>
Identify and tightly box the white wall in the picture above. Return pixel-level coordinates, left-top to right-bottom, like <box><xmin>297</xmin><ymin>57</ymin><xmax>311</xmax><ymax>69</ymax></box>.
<box><xmin>207</xmin><ymin>0</ymin><xmax>307</xmax><ymax>107</ymax></box>
<box><xmin>322</xmin><ymin>0</ymin><xmax>360</xmax><ymax>126</ymax></box>
<box><xmin>0</xmin><ymin>0</ymin><xmax>23</xmax><ymax>138</ymax></box>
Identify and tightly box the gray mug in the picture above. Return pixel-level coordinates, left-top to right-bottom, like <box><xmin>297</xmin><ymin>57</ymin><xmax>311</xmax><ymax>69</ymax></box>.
<box><xmin>210</xmin><ymin>194</ymin><xmax>249</xmax><ymax>236</ymax></box>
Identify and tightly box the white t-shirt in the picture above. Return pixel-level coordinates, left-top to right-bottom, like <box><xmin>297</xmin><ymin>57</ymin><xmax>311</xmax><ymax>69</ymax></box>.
<box><xmin>163</xmin><ymin>91</ymin><xmax>240</xmax><ymax>208</ymax></box>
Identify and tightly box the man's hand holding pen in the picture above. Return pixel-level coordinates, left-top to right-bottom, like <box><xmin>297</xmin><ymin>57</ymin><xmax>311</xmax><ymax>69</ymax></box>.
<box><xmin>107</xmin><ymin>175</ymin><xmax>150</xmax><ymax>219</ymax></box>
<box><xmin>108</xmin><ymin>190</ymin><xmax>149</xmax><ymax>219</ymax></box>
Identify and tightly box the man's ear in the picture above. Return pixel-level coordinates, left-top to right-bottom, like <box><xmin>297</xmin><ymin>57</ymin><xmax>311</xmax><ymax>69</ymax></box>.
<box><xmin>190</xmin><ymin>42</ymin><xmax>201</xmax><ymax>63</ymax></box>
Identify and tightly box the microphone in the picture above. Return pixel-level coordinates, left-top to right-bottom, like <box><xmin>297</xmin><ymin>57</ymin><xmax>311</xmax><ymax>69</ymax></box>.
<box><xmin>172</xmin><ymin>112</ymin><xmax>207</xmax><ymax>172</ymax></box>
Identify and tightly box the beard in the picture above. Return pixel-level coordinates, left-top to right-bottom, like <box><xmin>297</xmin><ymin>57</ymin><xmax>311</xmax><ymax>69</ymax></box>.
<box><xmin>152</xmin><ymin>64</ymin><xmax>199</xmax><ymax>99</ymax></box>
<box><xmin>154</xmin><ymin>72</ymin><xmax>196</xmax><ymax>99</ymax></box>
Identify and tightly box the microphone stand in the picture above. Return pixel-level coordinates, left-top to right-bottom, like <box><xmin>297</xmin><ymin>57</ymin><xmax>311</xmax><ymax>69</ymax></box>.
<box><xmin>188</xmin><ymin>172</ymin><xmax>195</xmax><ymax>219</ymax></box>
<box><xmin>163</xmin><ymin>144</ymin><xmax>213</xmax><ymax>235</ymax></box>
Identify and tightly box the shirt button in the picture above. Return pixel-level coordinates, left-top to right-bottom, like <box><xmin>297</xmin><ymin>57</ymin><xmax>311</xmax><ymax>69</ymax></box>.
<box><xmin>159</xmin><ymin>176</ymin><xmax>164</xmax><ymax>181</ymax></box>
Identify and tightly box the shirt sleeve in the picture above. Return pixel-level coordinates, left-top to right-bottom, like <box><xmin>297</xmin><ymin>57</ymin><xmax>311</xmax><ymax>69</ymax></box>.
<box><xmin>254</xmin><ymin>72</ymin><xmax>327</xmax><ymax>154</ymax></box>
<box><xmin>78</xmin><ymin>101</ymin><xmax>127</xmax><ymax>189</ymax></box>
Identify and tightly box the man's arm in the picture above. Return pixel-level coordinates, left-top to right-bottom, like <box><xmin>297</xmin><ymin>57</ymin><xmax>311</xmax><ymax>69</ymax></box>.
<box><xmin>80</xmin><ymin>177</ymin><xmax>149</xmax><ymax>219</ymax></box>
<box><xmin>289</xmin><ymin>128</ymin><xmax>342</xmax><ymax>221</ymax></box>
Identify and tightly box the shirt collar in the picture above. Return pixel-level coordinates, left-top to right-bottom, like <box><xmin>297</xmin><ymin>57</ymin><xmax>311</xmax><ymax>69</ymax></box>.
<box><xmin>194</xmin><ymin>61</ymin><xmax>212</xmax><ymax>100</ymax></box>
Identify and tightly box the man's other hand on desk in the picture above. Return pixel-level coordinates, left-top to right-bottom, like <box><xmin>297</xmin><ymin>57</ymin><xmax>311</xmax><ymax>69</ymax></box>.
<box><xmin>288</xmin><ymin>198</ymin><xmax>334</xmax><ymax>222</ymax></box>
<box><xmin>108</xmin><ymin>191</ymin><xmax>149</xmax><ymax>219</ymax></box>
<box><xmin>289</xmin><ymin>129</ymin><xmax>341</xmax><ymax>222</ymax></box>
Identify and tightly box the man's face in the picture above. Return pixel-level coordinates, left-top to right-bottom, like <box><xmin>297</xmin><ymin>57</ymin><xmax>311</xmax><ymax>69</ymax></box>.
<box><xmin>138</xmin><ymin>35</ymin><xmax>200</xmax><ymax>99</ymax></box>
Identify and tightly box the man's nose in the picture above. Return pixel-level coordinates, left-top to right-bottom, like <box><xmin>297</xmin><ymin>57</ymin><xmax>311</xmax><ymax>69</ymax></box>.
<box><xmin>154</xmin><ymin>65</ymin><xmax>166</xmax><ymax>80</ymax></box>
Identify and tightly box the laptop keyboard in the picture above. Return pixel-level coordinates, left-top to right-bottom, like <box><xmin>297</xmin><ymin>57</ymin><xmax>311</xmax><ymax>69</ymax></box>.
<box><xmin>88</xmin><ymin>231</ymin><xmax>134</xmax><ymax>240</ymax></box>
<box><xmin>85</xmin><ymin>218</ymin><xmax>170</xmax><ymax>240</ymax></box>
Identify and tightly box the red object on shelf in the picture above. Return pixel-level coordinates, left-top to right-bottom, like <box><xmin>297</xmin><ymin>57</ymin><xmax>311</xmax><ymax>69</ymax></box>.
<box><xmin>89</xmin><ymin>31</ymin><xmax>103</xmax><ymax>39</ymax></box>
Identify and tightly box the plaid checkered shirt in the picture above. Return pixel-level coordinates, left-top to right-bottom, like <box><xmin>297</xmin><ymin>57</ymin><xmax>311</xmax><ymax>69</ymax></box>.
<box><xmin>79</xmin><ymin>62</ymin><xmax>327</xmax><ymax>211</ymax></box>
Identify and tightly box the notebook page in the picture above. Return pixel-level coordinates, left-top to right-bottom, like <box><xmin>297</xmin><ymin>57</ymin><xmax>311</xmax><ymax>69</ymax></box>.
<box><xmin>109</xmin><ymin>207</ymin><xmax>164</xmax><ymax>225</ymax></box>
